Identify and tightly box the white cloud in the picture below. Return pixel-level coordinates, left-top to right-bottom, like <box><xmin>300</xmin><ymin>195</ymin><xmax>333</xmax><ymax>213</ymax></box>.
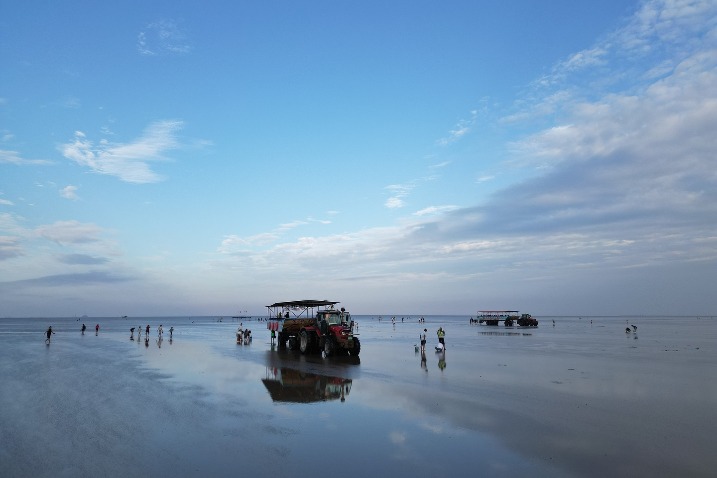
<box><xmin>385</xmin><ymin>197</ymin><xmax>404</xmax><ymax>209</ymax></box>
<box><xmin>413</xmin><ymin>205</ymin><xmax>459</xmax><ymax>217</ymax></box>
<box><xmin>60</xmin><ymin>120</ymin><xmax>183</xmax><ymax>183</ymax></box>
<box><xmin>384</xmin><ymin>183</ymin><xmax>415</xmax><ymax>209</ymax></box>
<box><xmin>60</xmin><ymin>185</ymin><xmax>79</xmax><ymax>200</ymax></box>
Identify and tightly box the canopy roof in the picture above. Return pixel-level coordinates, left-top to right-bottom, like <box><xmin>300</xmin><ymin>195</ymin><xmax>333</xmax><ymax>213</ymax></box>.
<box><xmin>266</xmin><ymin>300</ymin><xmax>339</xmax><ymax>308</ymax></box>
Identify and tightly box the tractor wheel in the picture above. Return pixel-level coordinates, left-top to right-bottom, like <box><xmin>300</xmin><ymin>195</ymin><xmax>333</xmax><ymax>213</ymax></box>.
<box><xmin>277</xmin><ymin>332</ymin><xmax>286</xmax><ymax>349</ymax></box>
<box><xmin>351</xmin><ymin>337</ymin><xmax>361</xmax><ymax>356</ymax></box>
<box><xmin>323</xmin><ymin>337</ymin><xmax>334</xmax><ymax>356</ymax></box>
<box><xmin>299</xmin><ymin>330</ymin><xmax>310</xmax><ymax>354</ymax></box>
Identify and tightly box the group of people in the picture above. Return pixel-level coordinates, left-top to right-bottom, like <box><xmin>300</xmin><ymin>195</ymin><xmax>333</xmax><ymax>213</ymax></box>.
<box><xmin>45</xmin><ymin>323</ymin><xmax>176</xmax><ymax>344</ymax></box>
<box><xmin>130</xmin><ymin>325</ymin><xmax>174</xmax><ymax>340</ymax></box>
<box><xmin>419</xmin><ymin>327</ymin><xmax>447</xmax><ymax>353</ymax></box>
<box><xmin>236</xmin><ymin>326</ymin><xmax>252</xmax><ymax>344</ymax></box>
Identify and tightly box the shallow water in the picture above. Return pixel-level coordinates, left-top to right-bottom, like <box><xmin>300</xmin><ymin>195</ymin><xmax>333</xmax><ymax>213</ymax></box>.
<box><xmin>1</xmin><ymin>315</ymin><xmax>715</xmax><ymax>477</ymax></box>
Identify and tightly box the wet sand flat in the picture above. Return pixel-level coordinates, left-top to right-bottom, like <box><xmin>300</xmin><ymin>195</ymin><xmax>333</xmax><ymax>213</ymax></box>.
<box><xmin>1</xmin><ymin>316</ymin><xmax>716</xmax><ymax>477</ymax></box>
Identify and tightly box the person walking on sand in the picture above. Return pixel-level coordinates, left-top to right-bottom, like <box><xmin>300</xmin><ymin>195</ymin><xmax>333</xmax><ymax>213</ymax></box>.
<box><xmin>45</xmin><ymin>326</ymin><xmax>55</xmax><ymax>344</ymax></box>
<box><xmin>81</xmin><ymin>323</ymin><xmax>86</xmax><ymax>335</ymax></box>
<box><xmin>420</xmin><ymin>328</ymin><xmax>427</xmax><ymax>353</ymax></box>
<box><xmin>169</xmin><ymin>327</ymin><xmax>174</xmax><ymax>339</ymax></box>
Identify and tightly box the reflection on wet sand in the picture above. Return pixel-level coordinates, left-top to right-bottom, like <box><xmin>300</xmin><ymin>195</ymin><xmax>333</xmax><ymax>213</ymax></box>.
<box><xmin>262</xmin><ymin>367</ymin><xmax>352</xmax><ymax>403</ymax></box>
<box><xmin>260</xmin><ymin>347</ymin><xmax>359</xmax><ymax>403</ymax></box>
<box><xmin>479</xmin><ymin>331</ymin><xmax>533</xmax><ymax>336</ymax></box>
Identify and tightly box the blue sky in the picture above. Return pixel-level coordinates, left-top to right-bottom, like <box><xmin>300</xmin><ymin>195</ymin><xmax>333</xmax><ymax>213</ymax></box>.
<box><xmin>2</xmin><ymin>0</ymin><xmax>716</xmax><ymax>317</ymax></box>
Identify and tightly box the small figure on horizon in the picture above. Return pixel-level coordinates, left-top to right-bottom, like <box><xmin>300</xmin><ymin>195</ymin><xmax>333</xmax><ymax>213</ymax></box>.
<box><xmin>81</xmin><ymin>323</ymin><xmax>86</xmax><ymax>335</ymax></box>
<box><xmin>169</xmin><ymin>326</ymin><xmax>174</xmax><ymax>339</ymax></box>
<box><xmin>158</xmin><ymin>324</ymin><xmax>163</xmax><ymax>337</ymax></box>
<box><xmin>625</xmin><ymin>327</ymin><xmax>631</xmax><ymax>333</ymax></box>
<box><xmin>145</xmin><ymin>324</ymin><xmax>150</xmax><ymax>336</ymax></box>
<box><xmin>130</xmin><ymin>327</ymin><xmax>135</xmax><ymax>340</ymax></box>
<box><xmin>95</xmin><ymin>324</ymin><xmax>99</xmax><ymax>335</ymax></box>
<box><xmin>631</xmin><ymin>324</ymin><xmax>637</xmax><ymax>332</ymax></box>
<box><xmin>437</xmin><ymin>327</ymin><xmax>446</xmax><ymax>349</ymax></box>
<box><xmin>45</xmin><ymin>326</ymin><xmax>55</xmax><ymax>344</ymax></box>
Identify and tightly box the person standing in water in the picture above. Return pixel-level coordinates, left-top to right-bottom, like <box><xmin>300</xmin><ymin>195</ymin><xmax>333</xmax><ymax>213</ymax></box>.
<box><xmin>95</xmin><ymin>324</ymin><xmax>99</xmax><ymax>335</ymax></box>
<box><xmin>437</xmin><ymin>327</ymin><xmax>445</xmax><ymax>349</ymax></box>
<box><xmin>81</xmin><ymin>323</ymin><xmax>86</xmax><ymax>335</ymax></box>
<box><xmin>45</xmin><ymin>326</ymin><xmax>55</xmax><ymax>344</ymax></box>
<box><xmin>420</xmin><ymin>328</ymin><xmax>427</xmax><ymax>353</ymax></box>
<box><xmin>169</xmin><ymin>327</ymin><xmax>174</xmax><ymax>339</ymax></box>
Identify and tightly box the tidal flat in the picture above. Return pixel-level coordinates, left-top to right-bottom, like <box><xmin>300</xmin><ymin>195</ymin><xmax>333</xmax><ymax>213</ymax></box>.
<box><xmin>1</xmin><ymin>315</ymin><xmax>715</xmax><ymax>478</ymax></box>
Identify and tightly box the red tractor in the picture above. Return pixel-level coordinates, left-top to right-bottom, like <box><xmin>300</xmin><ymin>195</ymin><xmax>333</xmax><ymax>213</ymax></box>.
<box><xmin>268</xmin><ymin>300</ymin><xmax>360</xmax><ymax>356</ymax></box>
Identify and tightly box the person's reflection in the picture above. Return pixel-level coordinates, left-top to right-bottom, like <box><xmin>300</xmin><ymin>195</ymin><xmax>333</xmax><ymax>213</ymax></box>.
<box><xmin>157</xmin><ymin>336</ymin><xmax>163</xmax><ymax>348</ymax></box>
<box><xmin>420</xmin><ymin>351</ymin><xmax>427</xmax><ymax>372</ymax></box>
<box><xmin>438</xmin><ymin>351</ymin><xmax>446</xmax><ymax>371</ymax></box>
<box><xmin>145</xmin><ymin>336</ymin><xmax>149</xmax><ymax>347</ymax></box>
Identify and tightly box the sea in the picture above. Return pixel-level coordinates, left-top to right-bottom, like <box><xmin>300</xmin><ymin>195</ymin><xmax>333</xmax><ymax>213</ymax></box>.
<box><xmin>1</xmin><ymin>314</ymin><xmax>715</xmax><ymax>478</ymax></box>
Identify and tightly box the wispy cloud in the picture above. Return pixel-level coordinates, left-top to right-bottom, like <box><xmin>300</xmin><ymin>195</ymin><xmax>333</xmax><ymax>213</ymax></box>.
<box><xmin>35</xmin><ymin>220</ymin><xmax>103</xmax><ymax>246</ymax></box>
<box><xmin>436</xmin><ymin>110</ymin><xmax>478</xmax><ymax>146</ymax></box>
<box><xmin>60</xmin><ymin>120</ymin><xmax>183</xmax><ymax>183</ymax></box>
<box><xmin>384</xmin><ymin>183</ymin><xmax>414</xmax><ymax>209</ymax></box>
<box><xmin>0</xmin><ymin>149</ymin><xmax>52</xmax><ymax>165</ymax></box>
<box><xmin>0</xmin><ymin>235</ymin><xmax>23</xmax><ymax>260</ymax></box>
<box><xmin>3</xmin><ymin>270</ymin><xmax>133</xmax><ymax>288</ymax></box>
<box><xmin>218</xmin><ymin>217</ymin><xmax>333</xmax><ymax>254</ymax></box>
<box><xmin>138</xmin><ymin>19</ymin><xmax>192</xmax><ymax>56</ymax></box>
<box><xmin>58</xmin><ymin>253</ymin><xmax>110</xmax><ymax>265</ymax></box>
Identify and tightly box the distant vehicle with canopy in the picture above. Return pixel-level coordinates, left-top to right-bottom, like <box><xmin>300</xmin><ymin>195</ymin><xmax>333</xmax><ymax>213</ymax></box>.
<box><xmin>475</xmin><ymin>310</ymin><xmax>538</xmax><ymax>327</ymax></box>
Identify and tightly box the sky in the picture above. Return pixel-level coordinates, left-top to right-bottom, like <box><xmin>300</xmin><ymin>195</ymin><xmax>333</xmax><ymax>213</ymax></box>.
<box><xmin>1</xmin><ymin>0</ymin><xmax>716</xmax><ymax>317</ymax></box>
